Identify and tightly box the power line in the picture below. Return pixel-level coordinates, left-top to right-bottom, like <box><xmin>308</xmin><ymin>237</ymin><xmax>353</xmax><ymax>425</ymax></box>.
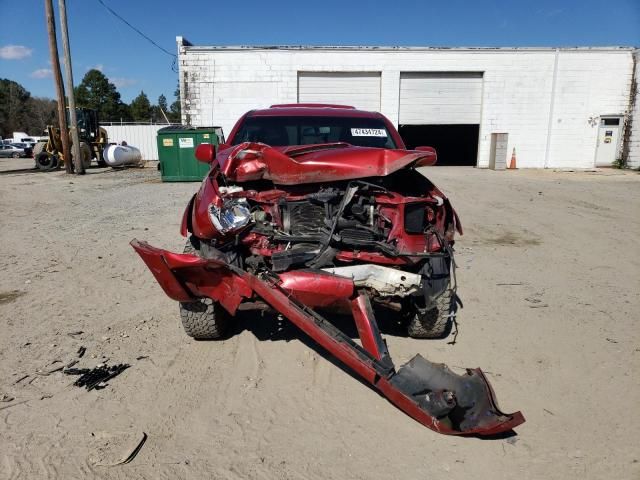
<box><xmin>95</xmin><ymin>0</ymin><xmax>178</xmax><ymax>72</ymax></box>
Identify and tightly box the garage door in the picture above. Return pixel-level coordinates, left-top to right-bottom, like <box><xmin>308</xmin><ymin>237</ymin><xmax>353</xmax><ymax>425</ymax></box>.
<box><xmin>298</xmin><ymin>72</ymin><xmax>381</xmax><ymax>111</ymax></box>
<box><xmin>399</xmin><ymin>72</ymin><xmax>483</xmax><ymax>124</ymax></box>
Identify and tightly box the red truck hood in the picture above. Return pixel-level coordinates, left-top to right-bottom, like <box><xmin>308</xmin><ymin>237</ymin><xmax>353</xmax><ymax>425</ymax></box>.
<box><xmin>216</xmin><ymin>142</ymin><xmax>436</xmax><ymax>185</ymax></box>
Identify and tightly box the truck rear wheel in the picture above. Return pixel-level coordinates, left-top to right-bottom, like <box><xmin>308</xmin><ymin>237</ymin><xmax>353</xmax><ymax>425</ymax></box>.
<box><xmin>178</xmin><ymin>238</ymin><xmax>229</xmax><ymax>339</ymax></box>
<box><xmin>407</xmin><ymin>290</ymin><xmax>455</xmax><ymax>339</ymax></box>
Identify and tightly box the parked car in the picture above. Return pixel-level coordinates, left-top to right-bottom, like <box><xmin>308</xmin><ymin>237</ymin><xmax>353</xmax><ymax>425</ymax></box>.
<box><xmin>11</xmin><ymin>143</ymin><xmax>33</xmax><ymax>157</ymax></box>
<box><xmin>0</xmin><ymin>144</ymin><xmax>31</xmax><ymax>158</ymax></box>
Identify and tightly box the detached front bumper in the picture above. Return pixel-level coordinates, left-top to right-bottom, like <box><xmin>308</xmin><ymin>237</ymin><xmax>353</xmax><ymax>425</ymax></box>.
<box><xmin>131</xmin><ymin>239</ymin><xmax>252</xmax><ymax>314</ymax></box>
<box><xmin>131</xmin><ymin>238</ymin><xmax>524</xmax><ymax>437</ymax></box>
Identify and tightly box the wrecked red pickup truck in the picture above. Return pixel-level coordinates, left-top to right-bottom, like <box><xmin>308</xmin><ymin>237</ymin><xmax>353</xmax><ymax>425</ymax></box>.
<box><xmin>132</xmin><ymin>104</ymin><xmax>524</xmax><ymax>436</ymax></box>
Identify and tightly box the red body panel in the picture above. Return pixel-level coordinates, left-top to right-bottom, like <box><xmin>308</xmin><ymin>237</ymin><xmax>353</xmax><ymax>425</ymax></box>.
<box><xmin>278</xmin><ymin>271</ymin><xmax>353</xmax><ymax>309</ymax></box>
<box><xmin>132</xmin><ymin>240</ymin><xmax>354</xmax><ymax>312</ymax></box>
<box><xmin>191</xmin><ymin>176</ymin><xmax>221</xmax><ymax>239</ymax></box>
<box><xmin>350</xmin><ymin>294</ymin><xmax>385</xmax><ymax>361</ymax></box>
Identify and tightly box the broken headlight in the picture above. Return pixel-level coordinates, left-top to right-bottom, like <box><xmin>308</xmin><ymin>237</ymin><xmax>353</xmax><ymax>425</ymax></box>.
<box><xmin>208</xmin><ymin>198</ymin><xmax>252</xmax><ymax>234</ymax></box>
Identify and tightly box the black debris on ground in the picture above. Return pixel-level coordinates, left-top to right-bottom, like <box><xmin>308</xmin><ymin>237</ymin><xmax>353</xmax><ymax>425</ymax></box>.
<box><xmin>64</xmin><ymin>364</ymin><xmax>130</xmax><ymax>391</ymax></box>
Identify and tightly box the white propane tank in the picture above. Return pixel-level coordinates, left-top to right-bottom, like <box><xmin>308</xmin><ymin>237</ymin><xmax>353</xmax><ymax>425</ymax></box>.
<box><xmin>103</xmin><ymin>144</ymin><xmax>144</xmax><ymax>167</ymax></box>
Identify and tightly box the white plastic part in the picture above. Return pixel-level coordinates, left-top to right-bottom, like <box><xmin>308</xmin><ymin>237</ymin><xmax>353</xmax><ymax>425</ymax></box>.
<box><xmin>103</xmin><ymin>144</ymin><xmax>144</xmax><ymax>167</ymax></box>
<box><xmin>322</xmin><ymin>265</ymin><xmax>422</xmax><ymax>297</ymax></box>
<box><xmin>219</xmin><ymin>185</ymin><xmax>244</xmax><ymax>194</ymax></box>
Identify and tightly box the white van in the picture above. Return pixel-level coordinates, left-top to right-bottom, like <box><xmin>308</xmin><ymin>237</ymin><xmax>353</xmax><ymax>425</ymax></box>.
<box><xmin>12</xmin><ymin>132</ymin><xmax>36</xmax><ymax>147</ymax></box>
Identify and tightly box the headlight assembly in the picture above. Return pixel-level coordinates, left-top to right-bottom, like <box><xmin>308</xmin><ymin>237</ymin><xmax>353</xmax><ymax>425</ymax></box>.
<box><xmin>208</xmin><ymin>198</ymin><xmax>252</xmax><ymax>234</ymax></box>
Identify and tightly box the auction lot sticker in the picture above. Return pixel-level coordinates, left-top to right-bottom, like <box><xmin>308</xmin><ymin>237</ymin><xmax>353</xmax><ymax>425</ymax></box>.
<box><xmin>351</xmin><ymin>128</ymin><xmax>387</xmax><ymax>137</ymax></box>
<box><xmin>179</xmin><ymin>137</ymin><xmax>194</xmax><ymax>148</ymax></box>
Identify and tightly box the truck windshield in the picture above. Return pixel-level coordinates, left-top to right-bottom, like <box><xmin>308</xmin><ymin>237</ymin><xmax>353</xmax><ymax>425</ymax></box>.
<box><xmin>232</xmin><ymin>116</ymin><xmax>397</xmax><ymax>149</ymax></box>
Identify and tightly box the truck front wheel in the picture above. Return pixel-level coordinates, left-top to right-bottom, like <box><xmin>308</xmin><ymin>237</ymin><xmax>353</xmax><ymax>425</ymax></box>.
<box><xmin>407</xmin><ymin>290</ymin><xmax>455</xmax><ymax>339</ymax></box>
<box><xmin>180</xmin><ymin>297</ymin><xmax>229</xmax><ymax>340</ymax></box>
<box><xmin>178</xmin><ymin>238</ymin><xmax>229</xmax><ymax>339</ymax></box>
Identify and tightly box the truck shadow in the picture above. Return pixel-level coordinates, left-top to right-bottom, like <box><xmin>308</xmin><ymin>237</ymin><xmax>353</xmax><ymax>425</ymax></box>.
<box><xmin>227</xmin><ymin>310</ymin><xmax>385</xmax><ymax>394</ymax></box>
<box><xmin>228</xmin><ymin>308</ymin><xmax>409</xmax><ymax>343</ymax></box>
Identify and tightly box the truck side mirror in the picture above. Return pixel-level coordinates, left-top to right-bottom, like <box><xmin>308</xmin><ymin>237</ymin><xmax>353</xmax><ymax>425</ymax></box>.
<box><xmin>195</xmin><ymin>143</ymin><xmax>216</xmax><ymax>163</ymax></box>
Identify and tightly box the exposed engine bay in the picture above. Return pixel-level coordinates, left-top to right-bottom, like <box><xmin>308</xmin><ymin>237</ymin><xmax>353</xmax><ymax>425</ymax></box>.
<box><xmin>192</xmin><ymin>165</ymin><xmax>461</xmax><ymax>322</ymax></box>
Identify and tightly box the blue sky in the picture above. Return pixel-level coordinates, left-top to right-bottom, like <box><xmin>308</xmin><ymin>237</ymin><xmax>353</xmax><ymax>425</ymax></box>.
<box><xmin>1</xmin><ymin>0</ymin><xmax>638</xmax><ymax>104</ymax></box>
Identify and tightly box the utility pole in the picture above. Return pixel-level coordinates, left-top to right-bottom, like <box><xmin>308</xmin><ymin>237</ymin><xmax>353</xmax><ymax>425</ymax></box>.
<box><xmin>44</xmin><ymin>0</ymin><xmax>72</xmax><ymax>174</ymax></box>
<box><xmin>58</xmin><ymin>0</ymin><xmax>84</xmax><ymax>174</ymax></box>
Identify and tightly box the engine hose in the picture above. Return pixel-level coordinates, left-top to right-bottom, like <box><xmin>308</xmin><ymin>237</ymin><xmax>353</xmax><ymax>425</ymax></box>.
<box><xmin>306</xmin><ymin>183</ymin><xmax>359</xmax><ymax>267</ymax></box>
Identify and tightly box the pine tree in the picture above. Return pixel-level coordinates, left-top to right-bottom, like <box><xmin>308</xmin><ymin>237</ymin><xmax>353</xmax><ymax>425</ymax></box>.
<box><xmin>74</xmin><ymin>69</ymin><xmax>130</xmax><ymax>122</ymax></box>
<box><xmin>130</xmin><ymin>91</ymin><xmax>152</xmax><ymax>122</ymax></box>
<box><xmin>169</xmin><ymin>84</ymin><xmax>181</xmax><ymax>123</ymax></box>
<box><xmin>157</xmin><ymin>94</ymin><xmax>168</xmax><ymax>112</ymax></box>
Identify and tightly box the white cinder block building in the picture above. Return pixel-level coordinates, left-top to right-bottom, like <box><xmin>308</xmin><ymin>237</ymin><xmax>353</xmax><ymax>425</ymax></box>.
<box><xmin>176</xmin><ymin>38</ymin><xmax>639</xmax><ymax>169</ymax></box>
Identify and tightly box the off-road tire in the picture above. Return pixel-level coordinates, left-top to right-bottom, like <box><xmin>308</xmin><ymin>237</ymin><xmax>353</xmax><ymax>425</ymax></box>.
<box><xmin>407</xmin><ymin>290</ymin><xmax>454</xmax><ymax>339</ymax></box>
<box><xmin>180</xmin><ymin>297</ymin><xmax>229</xmax><ymax>340</ymax></box>
<box><xmin>178</xmin><ymin>239</ymin><xmax>229</xmax><ymax>339</ymax></box>
<box><xmin>35</xmin><ymin>151</ymin><xmax>58</xmax><ymax>171</ymax></box>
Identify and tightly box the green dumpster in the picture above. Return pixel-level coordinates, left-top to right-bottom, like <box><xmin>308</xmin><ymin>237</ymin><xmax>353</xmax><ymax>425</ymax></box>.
<box><xmin>157</xmin><ymin>126</ymin><xmax>224</xmax><ymax>182</ymax></box>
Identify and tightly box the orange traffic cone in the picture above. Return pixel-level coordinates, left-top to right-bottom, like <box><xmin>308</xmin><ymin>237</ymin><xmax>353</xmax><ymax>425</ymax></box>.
<box><xmin>509</xmin><ymin>147</ymin><xmax>517</xmax><ymax>169</ymax></box>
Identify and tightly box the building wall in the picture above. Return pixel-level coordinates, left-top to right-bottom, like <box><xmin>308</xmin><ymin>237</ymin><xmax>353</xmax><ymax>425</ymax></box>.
<box><xmin>626</xmin><ymin>51</ymin><xmax>640</xmax><ymax>169</ymax></box>
<box><xmin>177</xmin><ymin>41</ymin><xmax>635</xmax><ymax>169</ymax></box>
<box><xmin>103</xmin><ymin>124</ymin><xmax>168</xmax><ymax>160</ymax></box>
<box><xmin>548</xmin><ymin>51</ymin><xmax>633</xmax><ymax>168</ymax></box>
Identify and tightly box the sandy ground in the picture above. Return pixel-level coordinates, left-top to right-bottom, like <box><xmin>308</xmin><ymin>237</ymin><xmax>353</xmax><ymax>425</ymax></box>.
<box><xmin>0</xmin><ymin>158</ymin><xmax>638</xmax><ymax>479</ymax></box>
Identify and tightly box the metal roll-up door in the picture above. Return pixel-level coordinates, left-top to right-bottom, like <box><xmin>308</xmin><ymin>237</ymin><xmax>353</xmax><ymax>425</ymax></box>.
<box><xmin>298</xmin><ymin>72</ymin><xmax>381</xmax><ymax>111</ymax></box>
<box><xmin>399</xmin><ymin>72</ymin><xmax>483</xmax><ymax>124</ymax></box>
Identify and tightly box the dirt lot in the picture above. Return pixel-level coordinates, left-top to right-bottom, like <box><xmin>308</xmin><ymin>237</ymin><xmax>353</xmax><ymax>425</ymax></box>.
<box><xmin>0</xmin><ymin>158</ymin><xmax>638</xmax><ymax>479</ymax></box>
